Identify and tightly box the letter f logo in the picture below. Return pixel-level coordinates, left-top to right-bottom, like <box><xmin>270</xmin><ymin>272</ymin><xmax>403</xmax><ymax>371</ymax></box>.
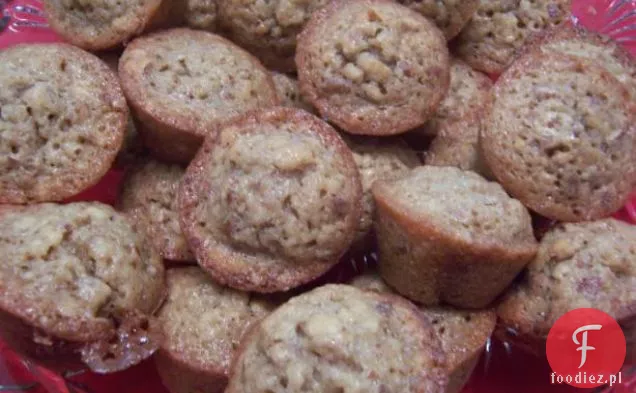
<box><xmin>572</xmin><ymin>324</ymin><xmax>602</xmax><ymax>368</ymax></box>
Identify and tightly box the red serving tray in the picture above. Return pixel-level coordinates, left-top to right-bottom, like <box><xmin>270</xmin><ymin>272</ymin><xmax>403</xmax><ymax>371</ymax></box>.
<box><xmin>0</xmin><ymin>0</ymin><xmax>635</xmax><ymax>392</ymax></box>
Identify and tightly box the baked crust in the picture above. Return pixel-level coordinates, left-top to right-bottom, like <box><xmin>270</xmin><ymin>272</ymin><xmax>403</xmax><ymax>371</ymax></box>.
<box><xmin>296</xmin><ymin>0</ymin><xmax>450</xmax><ymax>136</ymax></box>
<box><xmin>43</xmin><ymin>0</ymin><xmax>165</xmax><ymax>50</ymax></box>
<box><xmin>179</xmin><ymin>108</ymin><xmax>362</xmax><ymax>292</ymax></box>
<box><xmin>226</xmin><ymin>284</ymin><xmax>449</xmax><ymax>393</ymax></box>
<box><xmin>155</xmin><ymin>267</ymin><xmax>274</xmax><ymax>393</ymax></box>
<box><xmin>0</xmin><ymin>43</ymin><xmax>127</xmax><ymax>204</ymax></box>
<box><xmin>0</xmin><ymin>203</ymin><xmax>165</xmax><ymax>373</ymax></box>
<box><xmin>373</xmin><ymin>166</ymin><xmax>538</xmax><ymax>308</ymax></box>
<box><xmin>497</xmin><ymin>219</ymin><xmax>636</xmax><ymax>363</ymax></box>
<box><xmin>454</xmin><ymin>0</ymin><xmax>571</xmax><ymax>74</ymax></box>
<box><xmin>119</xmin><ymin>28</ymin><xmax>279</xmax><ymax>163</ymax></box>
<box><xmin>481</xmin><ymin>52</ymin><xmax>636</xmax><ymax>221</ymax></box>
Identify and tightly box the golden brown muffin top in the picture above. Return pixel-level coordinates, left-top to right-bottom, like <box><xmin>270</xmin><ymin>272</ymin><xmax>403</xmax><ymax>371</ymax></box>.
<box><xmin>0</xmin><ymin>43</ymin><xmax>127</xmax><ymax>204</ymax></box>
<box><xmin>119</xmin><ymin>159</ymin><xmax>193</xmax><ymax>262</ymax></box>
<box><xmin>119</xmin><ymin>28</ymin><xmax>278</xmax><ymax>139</ymax></box>
<box><xmin>296</xmin><ymin>0</ymin><xmax>450</xmax><ymax>135</ymax></box>
<box><xmin>482</xmin><ymin>52</ymin><xmax>636</xmax><ymax>221</ymax></box>
<box><xmin>0</xmin><ymin>203</ymin><xmax>164</xmax><ymax>340</ymax></box>
<box><xmin>373</xmin><ymin>166</ymin><xmax>536</xmax><ymax>251</ymax></box>
<box><xmin>43</xmin><ymin>0</ymin><xmax>163</xmax><ymax>50</ymax></box>
<box><xmin>397</xmin><ymin>0</ymin><xmax>479</xmax><ymax>39</ymax></box>
<box><xmin>226</xmin><ymin>284</ymin><xmax>448</xmax><ymax>393</ymax></box>
<box><xmin>454</xmin><ymin>0</ymin><xmax>571</xmax><ymax>74</ymax></box>
<box><xmin>158</xmin><ymin>267</ymin><xmax>274</xmax><ymax>373</ymax></box>
<box><xmin>498</xmin><ymin>219</ymin><xmax>636</xmax><ymax>339</ymax></box>
<box><xmin>179</xmin><ymin>108</ymin><xmax>362</xmax><ymax>292</ymax></box>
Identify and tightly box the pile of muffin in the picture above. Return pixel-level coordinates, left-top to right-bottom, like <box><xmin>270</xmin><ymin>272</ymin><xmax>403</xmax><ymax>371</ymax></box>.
<box><xmin>0</xmin><ymin>0</ymin><xmax>634</xmax><ymax>392</ymax></box>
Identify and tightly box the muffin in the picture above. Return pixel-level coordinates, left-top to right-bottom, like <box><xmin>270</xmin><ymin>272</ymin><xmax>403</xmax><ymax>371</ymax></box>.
<box><xmin>155</xmin><ymin>267</ymin><xmax>275</xmax><ymax>393</ymax></box>
<box><xmin>185</xmin><ymin>0</ymin><xmax>218</xmax><ymax>31</ymax></box>
<box><xmin>119</xmin><ymin>28</ymin><xmax>279</xmax><ymax>163</ymax></box>
<box><xmin>397</xmin><ymin>0</ymin><xmax>479</xmax><ymax>40</ymax></box>
<box><xmin>373</xmin><ymin>166</ymin><xmax>538</xmax><ymax>308</ymax></box>
<box><xmin>296</xmin><ymin>0</ymin><xmax>450</xmax><ymax>136</ymax></box>
<box><xmin>179</xmin><ymin>108</ymin><xmax>362</xmax><ymax>293</ymax></box>
<box><xmin>0</xmin><ymin>203</ymin><xmax>165</xmax><ymax>373</ymax></box>
<box><xmin>43</xmin><ymin>0</ymin><xmax>169</xmax><ymax>51</ymax></box>
<box><xmin>343</xmin><ymin>135</ymin><xmax>421</xmax><ymax>249</ymax></box>
<box><xmin>497</xmin><ymin>219</ymin><xmax>636</xmax><ymax>362</ymax></box>
<box><xmin>481</xmin><ymin>52</ymin><xmax>636</xmax><ymax>222</ymax></box>
<box><xmin>219</xmin><ymin>0</ymin><xmax>330</xmax><ymax>71</ymax></box>
<box><xmin>525</xmin><ymin>23</ymin><xmax>636</xmax><ymax>101</ymax></box>
<box><xmin>225</xmin><ymin>284</ymin><xmax>449</xmax><ymax>393</ymax></box>
<box><xmin>351</xmin><ymin>272</ymin><xmax>497</xmax><ymax>393</ymax></box>
<box><xmin>99</xmin><ymin>51</ymin><xmax>146</xmax><ymax>167</ymax></box>
<box><xmin>425</xmin><ymin>112</ymin><xmax>492</xmax><ymax>179</ymax></box>
<box><xmin>0</xmin><ymin>43</ymin><xmax>127</xmax><ymax>204</ymax></box>
<box><xmin>454</xmin><ymin>0</ymin><xmax>571</xmax><ymax>74</ymax></box>
<box><xmin>119</xmin><ymin>159</ymin><xmax>193</xmax><ymax>262</ymax></box>
<box><xmin>271</xmin><ymin>72</ymin><xmax>315</xmax><ymax>113</ymax></box>
<box><xmin>415</xmin><ymin>58</ymin><xmax>492</xmax><ymax>137</ymax></box>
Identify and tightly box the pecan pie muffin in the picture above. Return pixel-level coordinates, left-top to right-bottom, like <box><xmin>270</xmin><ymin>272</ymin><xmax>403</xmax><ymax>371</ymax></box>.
<box><xmin>179</xmin><ymin>108</ymin><xmax>362</xmax><ymax>292</ymax></box>
<box><xmin>343</xmin><ymin>135</ymin><xmax>421</xmax><ymax>249</ymax></box>
<box><xmin>497</xmin><ymin>219</ymin><xmax>636</xmax><ymax>363</ymax></box>
<box><xmin>297</xmin><ymin>0</ymin><xmax>450</xmax><ymax>136</ymax></box>
<box><xmin>155</xmin><ymin>267</ymin><xmax>275</xmax><ymax>393</ymax></box>
<box><xmin>219</xmin><ymin>0</ymin><xmax>330</xmax><ymax>71</ymax></box>
<box><xmin>225</xmin><ymin>284</ymin><xmax>449</xmax><ymax>393</ymax></box>
<box><xmin>43</xmin><ymin>0</ymin><xmax>169</xmax><ymax>50</ymax></box>
<box><xmin>373</xmin><ymin>166</ymin><xmax>538</xmax><ymax>308</ymax></box>
<box><xmin>415</xmin><ymin>58</ymin><xmax>492</xmax><ymax>137</ymax></box>
<box><xmin>119</xmin><ymin>28</ymin><xmax>279</xmax><ymax>163</ymax></box>
<box><xmin>525</xmin><ymin>23</ymin><xmax>636</xmax><ymax>101</ymax></box>
<box><xmin>271</xmin><ymin>72</ymin><xmax>315</xmax><ymax>113</ymax></box>
<box><xmin>397</xmin><ymin>0</ymin><xmax>479</xmax><ymax>39</ymax></box>
<box><xmin>0</xmin><ymin>43</ymin><xmax>127</xmax><ymax>204</ymax></box>
<box><xmin>185</xmin><ymin>0</ymin><xmax>218</xmax><ymax>31</ymax></box>
<box><xmin>119</xmin><ymin>159</ymin><xmax>193</xmax><ymax>262</ymax></box>
<box><xmin>351</xmin><ymin>272</ymin><xmax>497</xmax><ymax>393</ymax></box>
<box><xmin>481</xmin><ymin>52</ymin><xmax>636</xmax><ymax>222</ymax></box>
<box><xmin>0</xmin><ymin>203</ymin><xmax>165</xmax><ymax>373</ymax></box>
<box><xmin>454</xmin><ymin>0</ymin><xmax>571</xmax><ymax>74</ymax></box>
<box><xmin>425</xmin><ymin>112</ymin><xmax>493</xmax><ymax>179</ymax></box>
<box><xmin>98</xmin><ymin>51</ymin><xmax>146</xmax><ymax>167</ymax></box>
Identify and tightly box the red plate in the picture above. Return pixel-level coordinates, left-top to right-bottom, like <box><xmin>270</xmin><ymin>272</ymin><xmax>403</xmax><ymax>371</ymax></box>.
<box><xmin>0</xmin><ymin>1</ymin><xmax>635</xmax><ymax>392</ymax></box>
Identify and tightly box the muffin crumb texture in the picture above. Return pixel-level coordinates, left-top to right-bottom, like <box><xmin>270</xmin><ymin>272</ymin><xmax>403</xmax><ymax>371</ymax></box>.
<box><xmin>531</xmin><ymin>24</ymin><xmax>636</xmax><ymax>101</ymax></box>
